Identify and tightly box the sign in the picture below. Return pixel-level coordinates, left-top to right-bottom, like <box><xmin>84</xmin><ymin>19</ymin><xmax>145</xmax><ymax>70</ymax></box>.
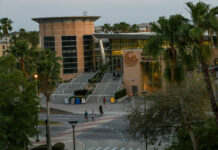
<box><xmin>112</xmin><ymin>50</ymin><xmax>123</xmax><ymax>56</ymax></box>
<box><xmin>110</xmin><ymin>97</ymin><xmax>115</xmax><ymax>103</ymax></box>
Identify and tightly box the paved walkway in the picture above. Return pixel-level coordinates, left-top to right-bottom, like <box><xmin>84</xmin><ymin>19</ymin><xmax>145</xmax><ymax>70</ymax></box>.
<box><xmin>41</xmin><ymin>102</ymin><xmax>131</xmax><ymax>116</ymax></box>
<box><xmin>31</xmin><ymin>115</ymin><xmax>120</xmax><ymax>150</ymax></box>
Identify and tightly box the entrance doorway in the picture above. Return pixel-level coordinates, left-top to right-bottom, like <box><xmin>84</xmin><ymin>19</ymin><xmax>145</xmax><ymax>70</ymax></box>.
<box><xmin>112</xmin><ymin>56</ymin><xmax>123</xmax><ymax>73</ymax></box>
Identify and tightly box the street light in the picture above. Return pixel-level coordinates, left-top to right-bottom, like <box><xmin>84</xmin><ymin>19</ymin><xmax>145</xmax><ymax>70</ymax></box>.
<box><xmin>69</xmin><ymin>121</ymin><xmax>78</xmax><ymax>150</ymax></box>
<box><xmin>34</xmin><ymin>74</ymin><xmax>40</xmax><ymax>142</ymax></box>
<box><xmin>141</xmin><ymin>90</ymin><xmax>148</xmax><ymax>150</ymax></box>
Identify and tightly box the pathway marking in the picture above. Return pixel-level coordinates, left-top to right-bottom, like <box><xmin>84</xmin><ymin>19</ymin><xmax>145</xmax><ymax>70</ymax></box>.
<box><xmin>111</xmin><ymin>147</ymin><xmax>118</xmax><ymax>150</ymax></box>
<box><xmin>103</xmin><ymin>147</ymin><xmax>111</xmax><ymax>150</ymax></box>
<box><xmin>96</xmin><ymin>147</ymin><xmax>103</xmax><ymax>150</ymax></box>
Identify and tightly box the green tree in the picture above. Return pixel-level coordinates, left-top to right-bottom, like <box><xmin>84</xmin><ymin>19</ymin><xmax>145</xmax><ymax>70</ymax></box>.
<box><xmin>144</xmin><ymin>14</ymin><xmax>199</xmax><ymax>150</ymax></box>
<box><xmin>130</xmin><ymin>24</ymin><xmax>140</xmax><ymax>32</ymax></box>
<box><xmin>0</xmin><ymin>55</ymin><xmax>39</xmax><ymax>150</ymax></box>
<box><xmin>101</xmin><ymin>24</ymin><xmax>112</xmax><ymax>33</ymax></box>
<box><xmin>36</xmin><ymin>49</ymin><xmax>61</xmax><ymax>150</ymax></box>
<box><xmin>7</xmin><ymin>28</ymin><xmax>39</xmax><ymax>78</ymax></box>
<box><xmin>186</xmin><ymin>1</ymin><xmax>218</xmax><ymax>124</ymax></box>
<box><xmin>0</xmin><ymin>18</ymin><xmax>13</xmax><ymax>35</ymax></box>
<box><xmin>127</xmin><ymin>77</ymin><xmax>210</xmax><ymax>150</ymax></box>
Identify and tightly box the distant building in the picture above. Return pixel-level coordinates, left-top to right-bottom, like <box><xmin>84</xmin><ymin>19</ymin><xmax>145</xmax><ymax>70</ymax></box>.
<box><xmin>0</xmin><ymin>37</ymin><xmax>10</xmax><ymax>57</ymax></box>
<box><xmin>32</xmin><ymin>16</ymin><xmax>100</xmax><ymax>80</ymax></box>
<box><xmin>32</xmin><ymin>16</ymin><xmax>218</xmax><ymax>96</ymax></box>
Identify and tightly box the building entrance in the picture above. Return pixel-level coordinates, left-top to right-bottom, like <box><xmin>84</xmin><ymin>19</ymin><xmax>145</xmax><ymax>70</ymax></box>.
<box><xmin>112</xmin><ymin>56</ymin><xmax>123</xmax><ymax>73</ymax></box>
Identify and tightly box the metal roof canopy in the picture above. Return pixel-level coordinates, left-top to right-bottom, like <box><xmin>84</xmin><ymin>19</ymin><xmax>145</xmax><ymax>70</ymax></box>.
<box><xmin>94</xmin><ymin>33</ymin><xmax>155</xmax><ymax>40</ymax></box>
<box><xmin>32</xmin><ymin>16</ymin><xmax>100</xmax><ymax>23</ymax></box>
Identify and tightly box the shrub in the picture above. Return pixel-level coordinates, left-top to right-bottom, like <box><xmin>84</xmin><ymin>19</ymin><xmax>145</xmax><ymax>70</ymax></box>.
<box><xmin>166</xmin><ymin>120</ymin><xmax>218</xmax><ymax>150</ymax></box>
<box><xmin>74</xmin><ymin>89</ymin><xmax>90</xmax><ymax>96</ymax></box>
<box><xmin>52</xmin><ymin>142</ymin><xmax>65</xmax><ymax>150</ymax></box>
<box><xmin>31</xmin><ymin>144</ymin><xmax>47</xmax><ymax>150</ymax></box>
<box><xmin>115</xmin><ymin>89</ymin><xmax>126</xmax><ymax>100</ymax></box>
<box><xmin>88</xmin><ymin>72</ymin><xmax>103</xmax><ymax>83</ymax></box>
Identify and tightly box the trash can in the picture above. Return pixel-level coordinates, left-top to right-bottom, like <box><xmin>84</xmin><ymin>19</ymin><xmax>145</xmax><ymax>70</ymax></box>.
<box><xmin>75</xmin><ymin>98</ymin><xmax>81</xmax><ymax>104</ymax></box>
<box><xmin>64</xmin><ymin>98</ymin><xmax>69</xmax><ymax>104</ymax></box>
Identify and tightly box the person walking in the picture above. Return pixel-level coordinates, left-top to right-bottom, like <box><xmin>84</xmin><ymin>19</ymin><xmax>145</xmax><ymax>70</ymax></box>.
<box><xmin>99</xmin><ymin>105</ymin><xmax>103</xmax><ymax>117</ymax></box>
<box><xmin>103</xmin><ymin>97</ymin><xmax>106</xmax><ymax>105</ymax></box>
<box><xmin>84</xmin><ymin>110</ymin><xmax>88</xmax><ymax>122</ymax></box>
<box><xmin>91</xmin><ymin>109</ymin><xmax>95</xmax><ymax>122</ymax></box>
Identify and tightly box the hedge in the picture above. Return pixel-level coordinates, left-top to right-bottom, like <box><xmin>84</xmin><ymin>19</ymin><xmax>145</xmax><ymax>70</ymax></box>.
<box><xmin>74</xmin><ymin>89</ymin><xmax>91</xmax><ymax>96</ymax></box>
<box><xmin>115</xmin><ymin>89</ymin><xmax>126</xmax><ymax>100</ymax></box>
<box><xmin>88</xmin><ymin>72</ymin><xmax>104</xmax><ymax>83</ymax></box>
<box><xmin>31</xmin><ymin>142</ymin><xmax>65</xmax><ymax>150</ymax></box>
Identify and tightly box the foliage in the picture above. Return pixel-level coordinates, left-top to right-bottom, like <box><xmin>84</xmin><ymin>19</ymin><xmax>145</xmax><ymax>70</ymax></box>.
<box><xmin>186</xmin><ymin>1</ymin><xmax>218</xmax><ymax>124</ymax></box>
<box><xmin>31</xmin><ymin>143</ymin><xmax>65</xmax><ymax>150</ymax></box>
<box><xmin>7</xmin><ymin>28</ymin><xmax>40</xmax><ymax>78</ymax></box>
<box><xmin>0</xmin><ymin>17</ymin><xmax>13</xmax><ymax>35</ymax></box>
<box><xmin>0</xmin><ymin>55</ymin><xmax>39</xmax><ymax>150</ymax></box>
<box><xmin>115</xmin><ymin>89</ymin><xmax>126</xmax><ymax>100</ymax></box>
<box><xmin>88</xmin><ymin>72</ymin><xmax>104</xmax><ymax>83</ymax></box>
<box><xmin>74</xmin><ymin>89</ymin><xmax>91</xmax><ymax>96</ymax></box>
<box><xmin>31</xmin><ymin>144</ymin><xmax>47</xmax><ymax>150</ymax></box>
<box><xmin>166</xmin><ymin>120</ymin><xmax>218</xmax><ymax>150</ymax></box>
<box><xmin>52</xmin><ymin>142</ymin><xmax>65</xmax><ymax>150</ymax></box>
<box><xmin>144</xmin><ymin>14</ymin><xmax>193</xmax><ymax>83</ymax></box>
<box><xmin>101</xmin><ymin>22</ymin><xmax>140</xmax><ymax>33</ymax></box>
<box><xmin>36</xmin><ymin>49</ymin><xmax>61</xmax><ymax>99</ymax></box>
<box><xmin>127</xmin><ymin>77</ymin><xmax>210</xmax><ymax>147</ymax></box>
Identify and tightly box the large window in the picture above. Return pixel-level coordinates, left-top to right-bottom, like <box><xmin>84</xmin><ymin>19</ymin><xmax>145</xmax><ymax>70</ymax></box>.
<box><xmin>83</xmin><ymin>35</ymin><xmax>93</xmax><ymax>72</ymax></box>
<box><xmin>44</xmin><ymin>36</ymin><xmax>55</xmax><ymax>51</ymax></box>
<box><xmin>62</xmin><ymin>36</ymin><xmax>77</xmax><ymax>74</ymax></box>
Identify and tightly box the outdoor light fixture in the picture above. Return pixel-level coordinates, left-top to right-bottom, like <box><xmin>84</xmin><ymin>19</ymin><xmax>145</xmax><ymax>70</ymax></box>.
<box><xmin>34</xmin><ymin>74</ymin><xmax>38</xmax><ymax>79</ymax></box>
<box><xmin>34</xmin><ymin>74</ymin><xmax>40</xmax><ymax>142</ymax></box>
<box><xmin>69</xmin><ymin>121</ymin><xmax>78</xmax><ymax>150</ymax></box>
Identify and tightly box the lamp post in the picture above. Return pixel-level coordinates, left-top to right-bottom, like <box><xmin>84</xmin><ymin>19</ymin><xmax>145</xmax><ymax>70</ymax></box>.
<box><xmin>69</xmin><ymin>121</ymin><xmax>78</xmax><ymax>150</ymax></box>
<box><xmin>34</xmin><ymin>74</ymin><xmax>40</xmax><ymax>142</ymax></box>
<box><xmin>141</xmin><ymin>90</ymin><xmax>148</xmax><ymax>150</ymax></box>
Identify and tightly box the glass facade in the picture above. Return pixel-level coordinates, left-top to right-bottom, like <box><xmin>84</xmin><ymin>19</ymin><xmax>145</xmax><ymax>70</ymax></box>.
<box><xmin>142</xmin><ymin>62</ymin><xmax>162</xmax><ymax>92</ymax></box>
<box><xmin>62</xmin><ymin>36</ymin><xmax>77</xmax><ymax>74</ymax></box>
<box><xmin>44</xmin><ymin>36</ymin><xmax>55</xmax><ymax>51</ymax></box>
<box><xmin>111</xmin><ymin>39</ymin><xmax>147</xmax><ymax>50</ymax></box>
<box><xmin>83</xmin><ymin>35</ymin><xmax>94</xmax><ymax>72</ymax></box>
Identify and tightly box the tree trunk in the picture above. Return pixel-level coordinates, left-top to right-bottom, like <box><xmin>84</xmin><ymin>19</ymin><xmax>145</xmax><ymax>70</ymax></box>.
<box><xmin>46</xmin><ymin>96</ymin><xmax>52</xmax><ymax>150</ymax></box>
<box><xmin>201</xmin><ymin>62</ymin><xmax>218</xmax><ymax>124</ymax></box>
<box><xmin>180</xmin><ymin>96</ymin><xmax>198</xmax><ymax>150</ymax></box>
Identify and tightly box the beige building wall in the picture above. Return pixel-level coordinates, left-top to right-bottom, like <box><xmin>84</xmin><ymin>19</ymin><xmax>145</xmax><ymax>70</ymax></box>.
<box><xmin>123</xmin><ymin>51</ymin><xmax>143</xmax><ymax>96</ymax></box>
<box><xmin>34</xmin><ymin>17</ymin><xmax>99</xmax><ymax>80</ymax></box>
<box><xmin>0</xmin><ymin>43</ymin><xmax>7</xmax><ymax>57</ymax></box>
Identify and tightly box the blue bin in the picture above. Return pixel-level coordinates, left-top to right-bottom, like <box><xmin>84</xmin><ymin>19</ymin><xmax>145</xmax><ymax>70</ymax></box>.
<box><xmin>75</xmin><ymin>98</ymin><xmax>81</xmax><ymax>104</ymax></box>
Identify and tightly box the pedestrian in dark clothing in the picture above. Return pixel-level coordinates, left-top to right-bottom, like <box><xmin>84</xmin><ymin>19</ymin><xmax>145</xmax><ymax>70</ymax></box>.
<box><xmin>99</xmin><ymin>105</ymin><xmax>103</xmax><ymax>117</ymax></box>
<box><xmin>91</xmin><ymin>109</ymin><xmax>95</xmax><ymax>122</ymax></box>
<box><xmin>84</xmin><ymin>110</ymin><xmax>88</xmax><ymax>122</ymax></box>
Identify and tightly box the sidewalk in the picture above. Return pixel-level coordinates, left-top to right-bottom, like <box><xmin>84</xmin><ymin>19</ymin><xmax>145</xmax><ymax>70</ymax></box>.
<box><xmin>41</xmin><ymin>102</ymin><xmax>130</xmax><ymax>116</ymax></box>
<box><xmin>30</xmin><ymin>116</ymin><xmax>120</xmax><ymax>150</ymax></box>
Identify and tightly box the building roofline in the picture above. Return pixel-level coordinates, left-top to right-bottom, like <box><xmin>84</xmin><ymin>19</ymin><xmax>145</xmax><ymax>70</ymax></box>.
<box><xmin>32</xmin><ymin>16</ymin><xmax>100</xmax><ymax>23</ymax></box>
<box><xmin>94</xmin><ymin>32</ymin><xmax>156</xmax><ymax>39</ymax></box>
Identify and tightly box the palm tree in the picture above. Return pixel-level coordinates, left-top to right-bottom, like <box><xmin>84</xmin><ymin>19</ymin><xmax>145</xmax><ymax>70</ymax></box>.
<box><xmin>0</xmin><ymin>18</ymin><xmax>13</xmax><ymax>35</ymax></box>
<box><xmin>130</xmin><ymin>24</ymin><xmax>139</xmax><ymax>32</ymax></box>
<box><xmin>36</xmin><ymin>49</ymin><xmax>61</xmax><ymax>150</ymax></box>
<box><xmin>101</xmin><ymin>24</ymin><xmax>112</xmax><ymax>33</ymax></box>
<box><xmin>119</xmin><ymin>22</ymin><xmax>131</xmax><ymax>33</ymax></box>
<box><xmin>186</xmin><ymin>1</ymin><xmax>218</xmax><ymax>124</ymax></box>
<box><xmin>144</xmin><ymin>14</ymin><xmax>198</xmax><ymax>150</ymax></box>
<box><xmin>0</xmin><ymin>18</ymin><xmax>13</xmax><ymax>48</ymax></box>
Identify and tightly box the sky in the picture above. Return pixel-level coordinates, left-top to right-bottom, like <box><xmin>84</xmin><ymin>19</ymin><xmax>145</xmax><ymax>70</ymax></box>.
<box><xmin>0</xmin><ymin>0</ymin><xmax>217</xmax><ymax>32</ymax></box>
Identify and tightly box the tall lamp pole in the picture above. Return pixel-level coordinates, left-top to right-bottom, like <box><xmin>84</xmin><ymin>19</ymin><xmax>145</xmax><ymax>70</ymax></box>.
<box><xmin>34</xmin><ymin>74</ymin><xmax>40</xmax><ymax>142</ymax></box>
<box><xmin>141</xmin><ymin>91</ymin><xmax>148</xmax><ymax>150</ymax></box>
<box><xmin>69</xmin><ymin>121</ymin><xmax>78</xmax><ymax>150</ymax></box>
